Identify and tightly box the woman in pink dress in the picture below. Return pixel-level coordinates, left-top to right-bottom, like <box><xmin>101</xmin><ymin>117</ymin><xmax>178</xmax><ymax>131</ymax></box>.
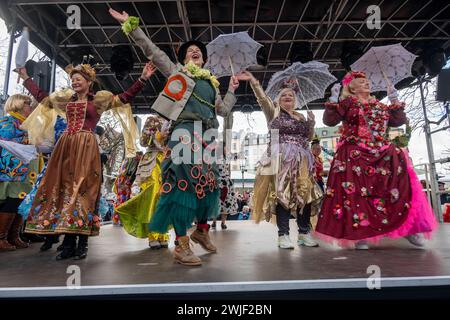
<box><xmin>315</xmin><ymin>71</ymin><xmax>437</xmax><ymax>249</ymax></box>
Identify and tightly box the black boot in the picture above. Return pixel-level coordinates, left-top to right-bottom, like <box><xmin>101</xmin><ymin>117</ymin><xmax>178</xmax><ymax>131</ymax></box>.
<box><xmin>40</xmin><ymin>236</ymin><xmax>54</xmax><ymax>252</ymax></box>
<box><xmin>73</xmin><ymin>235</ymin><xmax>88</xmax><ymax>260</ymax></box>
<box><xmin>56</xmin><ymin>234</ymin><xmax>76</xmax><ymax>260</ymax></box>
<box><xmin>40</xmin><ymin>235</ymin><xmax>61</xmax><ymax>252</ymax></box>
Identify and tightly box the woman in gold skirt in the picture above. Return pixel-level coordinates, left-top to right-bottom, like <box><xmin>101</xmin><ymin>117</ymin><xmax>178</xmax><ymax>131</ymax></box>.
<box><xmin>17</xmin><ymin>62</ymin><xmax>155</xmax><ymax>260</ymax></box>
<box><xmin>238</xmin><ymin>71</ymin><xmax>322</xmax><ymax>249</ymax></box>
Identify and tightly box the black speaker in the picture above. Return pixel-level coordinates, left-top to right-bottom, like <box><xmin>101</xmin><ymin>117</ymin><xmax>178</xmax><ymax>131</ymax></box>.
<box><xmin>110</xmin><ymin>45</ymin><xmax>134</xmax><ymax>81</ymax></box>
<box><xmin>25</xmin><ymin>60</ymin><xmax>51</xmax><ymax>93</ymax></box>
<box><xmin>436</xmin><ymin>69</ymin><xmax>450</xmax><ymax>102</ymax></box>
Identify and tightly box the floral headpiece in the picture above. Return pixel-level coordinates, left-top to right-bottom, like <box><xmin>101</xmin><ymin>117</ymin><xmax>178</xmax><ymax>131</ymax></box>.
<box><xmin>281</xmin><ymin>77</ymin><xmax>300</xmax><ymax>94</ymax></box>
<box><xmin>341</xmin><ymin>71</ymin><xmax>366</xmax><ymax>87</ymax></box>
<box><xmin>65</xmin><ymin>64</ymin><xmax>96</xmax><ymax>81</ymax></box>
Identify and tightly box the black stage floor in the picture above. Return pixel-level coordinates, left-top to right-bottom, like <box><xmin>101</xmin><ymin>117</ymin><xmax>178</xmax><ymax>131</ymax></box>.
<box><xmin>1</xmin><ymin>221</ymin><xmax>450</xmax><ymax>299</ymax></box>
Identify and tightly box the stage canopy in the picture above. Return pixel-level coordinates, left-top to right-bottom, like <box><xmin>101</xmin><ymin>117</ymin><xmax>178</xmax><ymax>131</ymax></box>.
<box><xmin>0</xmin><ymin>0</ymin><xmax>449</xmax><ymax>113</ymax></box>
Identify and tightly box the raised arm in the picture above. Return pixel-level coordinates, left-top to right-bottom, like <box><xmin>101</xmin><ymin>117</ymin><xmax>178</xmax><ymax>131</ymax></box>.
<box><xmin>118</xmin><ymin>62</ymin><xmax>155</xmax><ymax>104</ymax></box>
<box><xmin>17</xmin><ymin>68</ymin><xmax>49</xmax><ymax>102</ymax></box>
<box><xmin>323</xmin><ymin>83</ymin><xmax>345</xmax><ymax>126</ymax></box>
<box><xmin>386</xmin><ymin>85</ymin><xmax>407</xmax><ymax>127</ymax></box>
<box><xmin>109</xmin><ymin>9</ymin><xmax>177</xmax><ymax>78</ymax></box>
<box><xmin>237</xmin><ymin>71</ymin><xmax>279</xmax><ymax>122</ymax></box>
<box><xmin>215</xmin><ymin>75</ymin><xmax>239</xmax><ymax>117</ymax></box>
<box><xmin>387</xmin><ymin>102</ymin><xmax>407</xmax><ymax>127</ymax></box>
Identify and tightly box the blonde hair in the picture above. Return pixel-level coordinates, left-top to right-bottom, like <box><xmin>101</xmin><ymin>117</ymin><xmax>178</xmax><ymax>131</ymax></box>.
<box><xmin>340</xmin><ymin>78</ymin><xmax>375</xmax><ymax>101</ymax></box>
<box><xmin>276</xmin><ymin>87</ymin><xmax>300</xmax><ymax>110</ymax></box>
<box><xmin>4</xmin><ymin>94</ymin><xmax>31</xmax><ymax>114</ymax></box>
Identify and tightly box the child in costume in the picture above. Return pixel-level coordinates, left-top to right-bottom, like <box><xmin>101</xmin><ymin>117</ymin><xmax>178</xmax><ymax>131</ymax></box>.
<box><xmin>115</xmin><ymin>115</ymin><xmax>170</xmax><ymax>249</ymax></box>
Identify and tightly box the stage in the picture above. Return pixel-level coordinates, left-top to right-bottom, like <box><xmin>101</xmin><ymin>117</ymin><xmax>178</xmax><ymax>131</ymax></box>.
<box><xmin>1</xmin><ymin>221</ymin><xmax>450</xmax><ymax>299</ymax></box>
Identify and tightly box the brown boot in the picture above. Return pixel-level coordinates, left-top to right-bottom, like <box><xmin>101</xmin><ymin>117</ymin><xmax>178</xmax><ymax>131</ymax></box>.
<box><xmin>190</xmin><ymin>225</ymin><xmax>217</xmax><ymax>253</ymax></box>
<box><xmin>0</xmin><ymin>213</ymin><xmax>16</xmax><ymax>251</ymax></box>
<box><xmin>7</xmin><ymin>214</ymin><xmax>28</xmax><ymax>249</ymax></box>
<box><xmin>173</xmin><ymin>236</ymin><xmax>202</xmax><ymax>266</ymax></box>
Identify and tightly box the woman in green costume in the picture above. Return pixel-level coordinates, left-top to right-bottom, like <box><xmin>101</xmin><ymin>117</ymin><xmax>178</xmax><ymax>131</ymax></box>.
<box><xmin>110</xmin><ymin>8</ymin><xmax>239</xmax><ymax>266</ymax></box>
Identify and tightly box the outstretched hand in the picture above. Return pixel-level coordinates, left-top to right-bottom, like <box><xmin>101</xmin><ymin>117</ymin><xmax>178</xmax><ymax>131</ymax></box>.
<box><xmin>14</xmin><ymin>67</ymin><xmax>30</xmax><ymax>81</ymax></box>
<box><xmin>228</xmin><ymin>76</ymin><xmax>239</xmax><ymax>92</ymax></box>
<box><xmin>140</xmin><ymin>62</ymin><xmax>157</xmax><ymax>80</ymax></box>
<box><xmin>109</xmin><ymin>8</ymin><xmax>129</xmax><ymax>23</ymax></box>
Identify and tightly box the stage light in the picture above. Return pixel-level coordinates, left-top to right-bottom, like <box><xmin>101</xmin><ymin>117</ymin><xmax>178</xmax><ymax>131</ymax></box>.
<box><xmin>110</xmin><ymin>45</ymin><xmax>134</xmax><ymax>81</ymax></box>
<box><xmin>423</xmin><ymin>47</ymin><xmax>446</xmax><ymax>77</ymax></box>
<box><xmin>290</xmin><ymin>43</ymin><xmax>313</xmax><ymax>64</ymax></box>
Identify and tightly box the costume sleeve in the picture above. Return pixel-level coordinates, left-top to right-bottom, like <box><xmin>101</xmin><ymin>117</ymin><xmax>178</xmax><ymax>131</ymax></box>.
<box><xmin>323</xmin><ymin>99</ymin><xmax>348</xmax><ymax>126</ymax></box>
<box><xmin>0</xmin><ymin>117</ymin><xmax>18</xmax><ymax>141</ymax></box>
<box><xmin>118</xmin><ymin>79</ymin><xmax>145</xmax><ymax>104</ymax></box>
<box><xmin>249</xmin><ymin>80</ymin><xmax>279</xmax><ymax>122</ymax></box>
<box><xmin>124</xmin><ymin>17</ymin><xmax>177</xmax><ymax>78</ymax></box>
<box><xmin>388</xmin><ymin>102</ymin><xmax>407</xmax><ymax>127</ymax></box>
<box><xmin>23</xmin><ymin>78</ymin><xmax>49</xmax><ymax>103</ymax></box>
<box><xmin>215</xmin><ymin>90</ymin><xmax>237</xmax><ymax>117</ymax></box>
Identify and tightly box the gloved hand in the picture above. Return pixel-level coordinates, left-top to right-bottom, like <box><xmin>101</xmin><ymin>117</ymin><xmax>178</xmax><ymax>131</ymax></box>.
<box><xmin>387</xmin><ymin>83</ymin><xmax>398</xmax><ymax>103</ymax></box>
<box><xmin>329</xmin><ymin>83</ymin><xmax>341</xmax><ymax>103</ymax></box>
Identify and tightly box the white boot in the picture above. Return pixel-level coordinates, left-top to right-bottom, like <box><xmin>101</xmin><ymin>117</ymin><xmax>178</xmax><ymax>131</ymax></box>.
<box><xmin>298</xmin><ymin>233</ymin><xmax>319</xmax><ymax>247</ymax></box>
<box><xmin>355</xmin><ymin>240</ymin><xmax>369</xmax><ymax>250</ymax></box>
<box><xmin>278</xmin><ymin>235</ymin><xmax>295</xmax><ymax>249</ymax></box>
<box><xmin>406</xmin><ymin>233</ymin><xmax>425</xmax><ymax>247</ymax></box>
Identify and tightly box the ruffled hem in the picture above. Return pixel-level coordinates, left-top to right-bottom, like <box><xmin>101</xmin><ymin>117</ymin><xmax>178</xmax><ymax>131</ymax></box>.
<box><xmin>149</xmin><ymin>188</ymin><xmax>219</xmax><ymax>234</ymax></box>
<box><xmin>314</xmin><ymin>149</ymin><xmax>438</xmax><ymax>247</ymax></box>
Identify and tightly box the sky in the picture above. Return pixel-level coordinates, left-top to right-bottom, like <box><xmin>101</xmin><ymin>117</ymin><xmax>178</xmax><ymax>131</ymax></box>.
<box><xmin>1</xmin><ymin>18</ymin><xmax>449</xmax><ymax>175</ymax></box>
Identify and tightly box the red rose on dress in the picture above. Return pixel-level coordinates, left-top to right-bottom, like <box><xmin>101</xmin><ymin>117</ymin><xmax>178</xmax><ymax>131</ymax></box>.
<box><xmin>342</xmin><ymin>182</ymin><xmax>355</xmax><ymax>194</ymax></box>
<box><xmin>350</xmin><ymin>150</ymin><xmax>361</xmax><ymax>160</ymax></box>
<box><xmin>365</xmin><ymin>166</ymin><xmax>376</xmax><ymax>176</ymax></box>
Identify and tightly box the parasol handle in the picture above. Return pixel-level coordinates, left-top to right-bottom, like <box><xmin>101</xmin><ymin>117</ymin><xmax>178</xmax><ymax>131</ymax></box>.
<box><xmin>377</xmin><ymin>61</ymin><xmax>392</xmax><ymax>89</ymax></box>
<box><xmin>228</xmin><ymin>56</ymin><xmax>235</xmax><ymax>77</ymax></box>
<box><xmin>294</xmin><ymin>78</ymin><xmax>310</xmax><ymax>111</ymax></box>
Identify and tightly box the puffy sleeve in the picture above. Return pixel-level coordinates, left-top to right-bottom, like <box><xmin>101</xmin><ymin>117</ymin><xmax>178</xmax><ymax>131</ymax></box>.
<box><xmin>323</xmin><ymin>98</ymin><xmax>349</xmax><ymax>126</ymax></box>
<box><xmin>20</xmin><ymin>89</ymin><xmax>71</xmax><ymax>146</ymax></box>
<box><xmin>93</xmin><ymin>91</ymin><xmax>139</xmax><ymax>158</ymax></box>
<box><xmin>388</xmin><ymin>102</ymin><xmax>407</xmax><ymax>127</ymax></box>
<box><xmin>249</xmin><ymin>79</ymin><xmax>279</xmax><ymax>123</ymax></box>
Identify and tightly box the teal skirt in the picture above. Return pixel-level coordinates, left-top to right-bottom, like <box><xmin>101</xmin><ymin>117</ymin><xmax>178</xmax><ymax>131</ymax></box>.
<box><xmin>149</xmin><ymin>188</ymin><xmax>219</xmax><ymax>234</ymax></box>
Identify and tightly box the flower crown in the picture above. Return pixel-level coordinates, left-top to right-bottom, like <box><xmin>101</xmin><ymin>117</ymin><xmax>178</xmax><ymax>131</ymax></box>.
<box><xmin>281</xmin><ymin>78</ymin><xmax>300</xmax><ymax>93</ymax></box>
<box><xmin>341</xmin><ymin>71</ymin><xmax>366</xmax><ymax>87</ymax></box>
<box><xmin>65</xmin><ymin>64</ymin><xmax>96</xmax><ymax>81</ymax></box>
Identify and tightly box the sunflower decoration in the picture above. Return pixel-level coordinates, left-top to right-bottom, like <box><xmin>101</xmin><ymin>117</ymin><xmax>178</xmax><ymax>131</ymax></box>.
<box><xmin>29</xmin><ymin>171</ymin><xmax>37</xmax><ymax>179</ymax></box>
<box><xmin>18</xmin><ymin>192</ymin><xmax>27</xmax><ymax>199</ymax></box>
